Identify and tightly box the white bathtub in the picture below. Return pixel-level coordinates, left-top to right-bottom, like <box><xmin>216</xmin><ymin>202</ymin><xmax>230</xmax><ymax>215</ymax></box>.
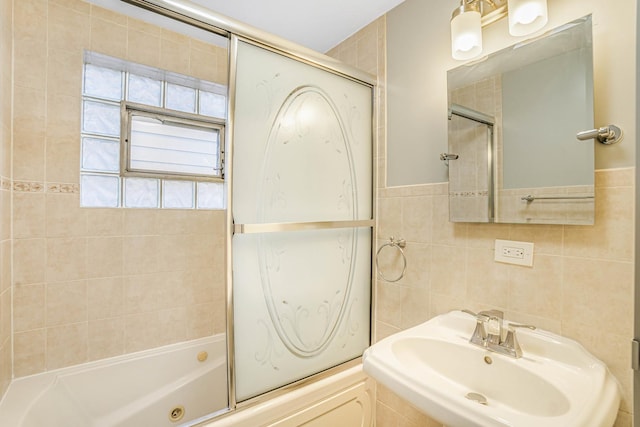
<box><xmin>0</xmin><ymin>334</ymin><xmax>373</xmax><ymax>427</ymax></box>
<box><xmin>0</xmin><ymin>335</ymin><xmax>228</xmax><ymax>427</ymax></box>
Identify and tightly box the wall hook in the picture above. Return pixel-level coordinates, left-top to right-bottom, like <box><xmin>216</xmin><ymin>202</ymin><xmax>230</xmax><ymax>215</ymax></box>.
<box><xmin>576</xmin><ymin>125</ymin><xmax>623</xmax><ymax>145</ymax></box>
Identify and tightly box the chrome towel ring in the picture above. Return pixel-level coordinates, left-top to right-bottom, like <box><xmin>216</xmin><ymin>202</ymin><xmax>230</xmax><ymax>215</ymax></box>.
<box><xmin>375</xmin><ymin>237</ymin><xmax>407</xmax><ymax>283</ymax></box>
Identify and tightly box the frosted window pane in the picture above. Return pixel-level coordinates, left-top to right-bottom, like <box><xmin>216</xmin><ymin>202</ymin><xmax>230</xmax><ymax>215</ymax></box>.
<box><xmin>84</xmin><ymin>64</ymin><xmax>122</xmax><ymax>100</ymax></box>
<box><xmin>163</xmin><ymin>180</ymin><xmax>194</xmax><ymax>209</ymax></box>
<box><xmin>82</xmin><ymin>137</ymin><xmax>120</xmax><ymax>172</ymax></box>
<box><xmin>124</xmin><ymin>177</ymin><xmax>159</xmax><ymax>208</ymax></box>
<box><xmin>129</xmin><ymin>115</ymin><xmax>220</xmax><ymax>177</ymax></box>
<box><xmin>166</xmin><ymin>83</ymin><xmax>196</xmax><ymax>113</ymax></box>
<box><xmin>197</xmin><ymin>182</ymin><xmax>224</xmax><ymax>209</ymax></box>
<box><xmin>199</xmin><ymin>91</ymin><xmax>227</xmax><ymax>118</ymax></box>
<box><xmin>81</xmin><ymin>174</ymin><xmax>120</xmax><ymax>207</ymax></box>
<box><xmin>128</xmin><ymin>74</ymin><xmax>162</xmax><ymax>106</ymax></box>
<box><xmin>83</xmin><ymin>100</ymin><xmax>120</xmax><ymax>137</ymax></box>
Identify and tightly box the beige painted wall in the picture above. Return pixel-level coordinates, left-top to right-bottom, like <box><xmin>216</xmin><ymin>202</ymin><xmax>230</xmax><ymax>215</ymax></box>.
<box><xmin>0</xmin><ymin>0</ymin><xmax>13</xmax><ymax>400</ymax></box>
<box><xmin>10</xmin><ymin>0</ymin><xmax>228</xmax><ymax>378</ymax></box>
<box><xmin>328</xmin><ymin>0</ymin><xmax>635</xmax><ymax>425</ymax></box>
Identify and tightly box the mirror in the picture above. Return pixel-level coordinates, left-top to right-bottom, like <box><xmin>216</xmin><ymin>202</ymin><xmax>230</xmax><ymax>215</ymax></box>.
<box><xmin>446</xmin><ymin>15</ymin><xmax>594</xmax><ymax>225</ymax></box>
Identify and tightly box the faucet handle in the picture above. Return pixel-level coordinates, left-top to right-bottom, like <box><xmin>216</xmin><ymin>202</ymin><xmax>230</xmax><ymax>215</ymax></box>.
<box><xmin>502</xmin><ymin>323</ymin><xmax>536</xmax><ymax>358</ymax></box>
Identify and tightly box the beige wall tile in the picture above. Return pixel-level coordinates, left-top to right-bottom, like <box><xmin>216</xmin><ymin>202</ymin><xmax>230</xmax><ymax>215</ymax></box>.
<box><xmin>508</xmin><ymin>255</ymin><xmax>562</xmax><ymax>320</ymax></box>
<box><xmin>124</xmin><ymin>311</ymin><xmax>161</xmax><ymax>353</ymax></box>
<box><xmin>45</xmin><ymin>237</ymin><xmax>87</xmax><ymax>282</ymax></box>
<box><xmin>13</xmin><ymin>86</ymin><xmax>46</xmax><ymax>181</ymax></box>
<box><xmin>13</xmin><ymin>37</ymin><xmax>47</xmax><ymax>90</ymax></box>
<box><xmin>189</xmin><ymin>45</ymin><xmax>219</xmax><ymax>83</ymax></box>
<box><xmin>124</xmin><ymin>273</ymin><xmax>157</xmax><ymax>315</ymax></box>
<box><xmin>562</xmin><ymin>257</ymin><xmax>633</xmax><ymax>337</ymax></box>
<box><xmin>186</xmin><ymin>302</ymin><xmax>216</xmax><ymax>340</ymax></box>
<box><xmin>161</xmin><ymin>30</ymin><xmax>191</xmax><ymax>76</ymax></box>
<box><xmin>90</xmin><ymin>16</ymin><xmax>127</xmax><ymax>58</ymax></box>
<box><xmin>87</xmin><ymin>277</ymin><xmax>124</xmax><ymax>320</ymax></box>
<box><xmin>46</xmin><ymin>280</ymin><xmax>87</xmax><ymax>326</ymax></box>
<box><xmin>86</xmin><ymin>236</ymin><xmax>123</xmax><ymax>278</ymax></box>
<box><xmin>13</xmin><ymin>238</ymin><xmax>46</xmax><ymax>285</ymax></box>
<box><xmin>14</xmin><ymin>284</ymin><xmax>45</xmax><ymax>332</ymax></box>
<box><xmin>14</xmin><ymin>329</ymin><xmax>46</xmax><ymax>376</ymax></box>
<box><xmin>47</xmin><ymin>48</ymin><xmax>83</xmax><ymax>96</ymax></box>
<box><xmin>401</xmin><ymin>196</ymin><xmax>432</xmax><ymax>244</ymax></box>
<box><xmin>430</xmin><ymin>245</ymin><xmax>466</xmax><ymax>297</ymax></box>
<box><xmin>0</xmin><ymin>288</ymin><xmax>10</xmax><ymax>344</ymax></box>
<box><xmin>90</xmin><ymin>4</ymin><xmax>127</xmax><ymax>25</ymax></box>
<box><xmin>126</xmin><ymin>28</ymin><xmax>161</xmax><ymax>69</ymax></box>
<box><xmin>0</xmin><ymin>343</ymin><xmax>10</xmax><ymax>397</ymax></box>
<box><xmin>46</xmin><ymin>322</ymin><xmax>88</xmax><ymax>370</ymax></box>
<box><xmin>465</xmin><ymin>247</ymin><xmax>509</xmax><ymax>309</ymax></box>
<box><xmin>48</xmin><ymin>3</ymin><xmax>90</xmax><ymax>53</ymax></box>
<box><xmin>13</xmin><ymin>192</ymin><xmax>46</xmax><ymax>238</ymax></box>
<box><xmin>86</xmin><ymin>208</ymin><xmax>124</xmax><ymax>236</ymax></box>
<box><xmin>123</xmin><ymin>236</ymin><xmax>160</xmax><ymax>275</ymax></box>
<box><xmin>1</xmin><ymin>241</ymin><xmax>11</xmax><ymax>294</ymax></box>
<box><xmin>88</xmin><ymin>317</ymin><xmax>124</xmax><ymax>361</ymax></box>
<box><xmin>51</xmin><ymin>0</ymin><xmax>90</xmax><ymax>14</ymax></box>
<box><xmin>46</xmin><ymin>193</ymin><xmax>87</xmax><ymax>237</ymax></box>
<box><xmin>124</xmin><ymin>208</ymin><xmax>159</xmax><ymax>235</ymax></box>
<box><xmin>564</xmin><ymin>186</ymin><xmax>634</xmax><ymax>261</ymax></box>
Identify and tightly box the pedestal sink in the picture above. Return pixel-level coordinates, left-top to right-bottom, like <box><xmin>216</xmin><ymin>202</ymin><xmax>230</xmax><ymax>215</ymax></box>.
<box><xmin>362</xmin><ymin>310</ymin><xmax>621</xmax><ymax>427</ymax></box>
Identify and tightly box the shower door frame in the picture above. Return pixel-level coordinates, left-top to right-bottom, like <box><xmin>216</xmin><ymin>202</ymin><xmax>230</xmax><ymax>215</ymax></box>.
<box><xmin>121</xmin><ymin>0</ymin><xmax>378</xmax><ymax>420</ymax></box>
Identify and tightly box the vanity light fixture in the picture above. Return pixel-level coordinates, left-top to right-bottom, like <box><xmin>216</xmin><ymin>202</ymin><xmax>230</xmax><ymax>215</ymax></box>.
<box><xmin>450</xmin><ymin>0</ymin><xmax>548</xmax><ymax>60</ymax></box>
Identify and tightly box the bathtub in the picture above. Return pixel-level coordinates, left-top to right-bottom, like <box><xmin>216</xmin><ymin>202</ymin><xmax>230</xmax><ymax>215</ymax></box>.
<box><xmin>0</xmin><ymin>335</ymin><xmax>228</xmax><ymax>427</ymax></box>
<box><xmin>0</xmin><ymin>334</ymin><xmax>373</xmax><ymax>427</ymax></box>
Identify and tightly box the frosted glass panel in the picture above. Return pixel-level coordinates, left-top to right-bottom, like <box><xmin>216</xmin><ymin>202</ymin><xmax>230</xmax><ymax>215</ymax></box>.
<box><xmin>84</xmin><ymin>64</ymin><xmax>122</xmax><ymax>100</ymax></box>
<box><xmin>232</xmin><ymin>42</ymin><xmax>372</xmax><ymax>225</ymax></box>
<box><xmin>197</xmin><ymin>182</ymin><xmax>225</xmax><ymax>209</ymax></box>
<box><xmin>232</xmin><ymin>40</ymin><xmax>373</xmax><ymax>402</ymax></box>
<box><xmin>81</xmin><ymin>174</ymin><xmax>119</xmax><ymax>207</ymax></box>
<box><xmin>166</xmin><ymin>83</ymin><xmax>196</xmax><ymax>113</ymax></box>
<box><xmin>233</xmin><ymin>228</ymin><xmax>371</xmax><ymax>400</ymax></box>
<box><xmin>163</xmin><ymin>180</ymin><xmax>194</xmax><ymax>209</ymax></box>
<box><xmin>124</xmin><ymin>177</ymin><xmax>159</xmax><ymax>208</ymax></box>
<box><xmin>82</xmin><ymin>137</ymin><xmax>120</xmax><ymax>172</ymax></box>
<box><xmin>199</xmin><ymin>91</ymin><xmax>226</xmax><ymax>118</ymax></box>
<box><xmin>83</xmin><ymin>100</ymin><xmax>120</xmax><ymax>137</ymax></box>
<box><xmin>128</xmin><ymin>74</ymin><xmax>162</xmax><ymax>106</ymax></box>
<box><xmin>129</xmin><ymin>115</ymin><xmax>219</xmax><ymax>176</ymax></box>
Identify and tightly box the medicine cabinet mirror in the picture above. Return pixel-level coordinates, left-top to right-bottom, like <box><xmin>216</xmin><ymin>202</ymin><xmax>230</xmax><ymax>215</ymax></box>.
<box><xmin>446</xmin><ymin>15</ymin><xmax>594</xmax><ymax>225</ymax></box>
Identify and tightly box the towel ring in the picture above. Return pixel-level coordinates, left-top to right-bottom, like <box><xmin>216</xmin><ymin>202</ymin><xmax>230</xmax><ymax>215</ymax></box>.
<box><xmin>375</xmin><ymin>237</ymin><xmax>407</xmax><ymax>283</ymax></box>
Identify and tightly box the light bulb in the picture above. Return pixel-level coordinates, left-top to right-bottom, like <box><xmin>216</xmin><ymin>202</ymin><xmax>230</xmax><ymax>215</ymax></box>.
<box><xmin>508</xmin><ymin>0</ymin><xmax>548</xmax><ymax>36</ymax></box>
<box><xmin>451</xmin><ymin>6</ymin><xmax>482</xmax><ymax>60</ymax></box>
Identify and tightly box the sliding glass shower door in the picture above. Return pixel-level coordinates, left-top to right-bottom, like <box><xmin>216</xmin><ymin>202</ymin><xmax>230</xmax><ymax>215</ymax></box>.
<box><xmin>230</xmin><ymin>38</ymin><xmax>374</xmax><ymax>401</ymax></box>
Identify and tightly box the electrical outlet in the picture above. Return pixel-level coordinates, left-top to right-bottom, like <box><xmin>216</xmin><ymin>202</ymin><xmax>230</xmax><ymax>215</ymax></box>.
<box><xmin>495</xmin><ymin>239</ymin><xmax>534</xmax><ymax>266</ymax></box>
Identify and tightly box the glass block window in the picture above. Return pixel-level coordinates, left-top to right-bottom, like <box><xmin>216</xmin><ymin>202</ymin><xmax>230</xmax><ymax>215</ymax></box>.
<box><xmin>80</xmin><ymin>52</ymin><xmax>227</xmax><ymax>210</ymax></box>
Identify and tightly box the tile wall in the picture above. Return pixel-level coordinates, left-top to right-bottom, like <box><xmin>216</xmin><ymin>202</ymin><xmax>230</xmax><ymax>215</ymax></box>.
<box><xmin>0</xmin><ymin>0</ymin><xmax>13</xmax><ymax>399</ymax></box>
<box><xmin>11</xmin><ymin>0</ymin><xmax>228</xmax><ymax>378</ymax></box>
<box><xmin>328</xmin><ymin>15</ymin><xmax>634</xmax><ymax>427</ymax></box>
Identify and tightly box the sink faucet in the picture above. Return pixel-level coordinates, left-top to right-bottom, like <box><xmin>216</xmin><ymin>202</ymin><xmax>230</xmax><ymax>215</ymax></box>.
<box><xmin>462</xmin><ymin>309</ymin><xmax>536</xmax><ymax>358</ymax></box>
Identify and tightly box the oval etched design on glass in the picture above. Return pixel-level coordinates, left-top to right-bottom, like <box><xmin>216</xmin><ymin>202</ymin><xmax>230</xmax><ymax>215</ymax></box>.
<box><xmin>257</xmin><ymin>85</ymin><xmax>358</xmax><ymax>357</ymax></box>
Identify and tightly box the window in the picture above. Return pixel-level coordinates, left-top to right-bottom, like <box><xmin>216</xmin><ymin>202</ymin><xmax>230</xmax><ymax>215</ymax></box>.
<box><xmin>80</xmin><ymin>52</ymin><xmax>227</xmax><ymax>210</ymax></box>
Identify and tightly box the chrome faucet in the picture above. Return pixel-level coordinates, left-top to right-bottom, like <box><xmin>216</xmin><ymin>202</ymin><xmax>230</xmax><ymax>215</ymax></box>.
<box><xmin>462</xmin><ymin>309</ymin><xmax>535</xmax><ymax>358</ymax></box>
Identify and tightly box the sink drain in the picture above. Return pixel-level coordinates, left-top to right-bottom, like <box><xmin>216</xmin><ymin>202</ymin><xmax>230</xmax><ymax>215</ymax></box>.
<box><xmin>169</xmin><ymin>405</ymin><xmax>185</xmax><ymax>422</ymax></box>
<box><xmin>465</xmin><ymin>392</ymin><xmax>488</xmax><ymax>405</ymax></box>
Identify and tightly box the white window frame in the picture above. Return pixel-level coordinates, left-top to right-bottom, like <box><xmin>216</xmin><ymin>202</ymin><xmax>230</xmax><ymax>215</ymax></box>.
<box><xmin>121</xmin><ymin>102</ymin><xmax>225</xmax><ymax>182</ymax></box>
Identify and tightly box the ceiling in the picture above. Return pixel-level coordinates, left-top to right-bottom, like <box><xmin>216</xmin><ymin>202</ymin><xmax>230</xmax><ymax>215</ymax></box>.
<box><xmin>189</xmin><ymin>0</ymin><xmax>407</xmax><ymax>52</ymax></box>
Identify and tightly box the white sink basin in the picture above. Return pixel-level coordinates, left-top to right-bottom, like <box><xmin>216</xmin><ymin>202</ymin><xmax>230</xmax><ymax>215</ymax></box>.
<box><xmin>363</xmin><ymin>310</ymin><xmax>621</xmax><ymax>427</ymax></box>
